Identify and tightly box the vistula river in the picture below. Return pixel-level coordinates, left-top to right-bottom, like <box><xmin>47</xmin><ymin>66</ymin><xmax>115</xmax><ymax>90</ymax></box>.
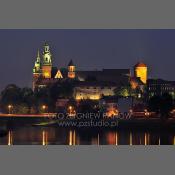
<box><xmin>0</xmin><ymin>125</ymin><xmax>175</xmax><ymax>145</ymax></box>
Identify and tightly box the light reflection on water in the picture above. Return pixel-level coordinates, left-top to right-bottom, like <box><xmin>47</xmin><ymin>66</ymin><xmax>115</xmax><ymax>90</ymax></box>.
<box><xmin>1</xmin><ymin>126</ymin><xmax>175</xmax><ymax>145</ymax></box>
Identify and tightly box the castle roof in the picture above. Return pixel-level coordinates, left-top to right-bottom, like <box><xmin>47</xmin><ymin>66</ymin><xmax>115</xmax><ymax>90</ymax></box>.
<box><xmin>75</xmin><ymin>81</ymin><xmax>117</xmax><ymax>87</ymax></box>
<box><xmin>76</xmin><ymin>69</ymin><xmax>130</xmax><ymax>86</ymax></box>
<box><xmin>68</xmin><ymin>60</ymin><xmax>74</xmax><ymax>66</ymax></box>
<box><xmin>134</xmin><ymin>62</ymin><xmax>147</xmax><ymax>68</ymax></box>
<box><xmin>44</xmin><ymin>42</ymin><xmax>49</xmax><ymax>46</ymax></box>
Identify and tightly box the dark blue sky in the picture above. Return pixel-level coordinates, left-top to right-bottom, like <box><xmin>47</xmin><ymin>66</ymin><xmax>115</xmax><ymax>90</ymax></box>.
<box><xmin>0</xmin><ymin>29</ymin><xmax>175</xmax><ymax>90</ymax></box>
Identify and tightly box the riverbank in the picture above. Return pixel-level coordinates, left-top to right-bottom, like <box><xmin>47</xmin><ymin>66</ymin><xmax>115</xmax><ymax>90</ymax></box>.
<box><xmin>0</xmin><ymin>114</ymin><xmax>175</xmax><ymax>130</ymax></box>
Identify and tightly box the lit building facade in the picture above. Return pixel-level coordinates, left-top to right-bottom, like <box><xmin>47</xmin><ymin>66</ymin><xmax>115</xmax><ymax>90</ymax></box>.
<box><xmin>147</xmin><ymin>79</ymin><xmax>175</xmax><ymax>99</ymax></box>
<box><xmin>74</xmin><ymin>82</ymin><xmax>116</xmax><ymax>100</ymax></box>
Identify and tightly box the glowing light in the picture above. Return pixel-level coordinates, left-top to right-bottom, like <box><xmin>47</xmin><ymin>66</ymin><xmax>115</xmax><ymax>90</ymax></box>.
<box><xmin>76</xmin><ymin>94</ymin><xmax>100</xmax><ymax>100</ymax></box>
<box><xmin>55</xmin><ymin>70</ymin><xmax>63</xmax><ymax>78</ymax></box>
<box><xmin>68</xmin><ymin>66</ymin><xmax>75</xmax><ymax>79</ymax></box>
<box><xmin>68</xmin><ymin>72</ymin><xmax>75</xmax><ymax>79</ymax></box>
<box><xmin>42</xmin><ymin>105</ymin><xmax>46</xmax><ymax>110</ymax></box>
<box><xmin>115</xmin><ymin>132</ymin><xmax>118</xmax><ymax>145</ymax></box>
<box><xmin>107</xmin><ymin>133</ymin><xmax>117</xmax><ymax>145</ymax></box>
<box><xmin>8</xmin><ymin>105</ymin><xmax>13</xmax><ymax>114</ymax></box>
<box><xmin>69</xmin><ymin>66</ymin><xmax>75</xmax><ymax>72</ymax></box>
<box><xmin>134</xmin><ymin>66</ymin><xmax>147</xmax><ymax>84</ymax></box>
<box><xmin>130</xmin><ymin>80</ymin><xmax>138</xmax><ymax>89</ymax></box>
<box><xmin>73</xmin><ymin>130</ymin><xmax>76</xmax><ymax>145</ymax></box>
<box><xmin>106</xmin><ymin>107</ymin><xmax>119</xmax><ymax>118</ymax></box>
<box><xmin>158</xmin><ymin>137</ymin><xmax>160</xmax><ymax>145</ymax></box>
<box><xmin>144</xmin><ymin>133</ymin><xmax>147</xmax><ymax>145</ymax></box>
<box><xmin>42</xmin><ymin>105</ymin><xmax>48</xmax><ymax>113</ymax></box>
<box><xmin>144</xmin><ymin>109</ymin><xmax>150</xmax><ymax>117</ymax></box>
<box><xmin>67</xmin><ymin>106</ymin><xmax>76</xmax><ymax>117</ymax></box>
<box><xmin>42</xmin><ymin>65</ymin><xmax>52</xmax><ymax>78</ymax></box>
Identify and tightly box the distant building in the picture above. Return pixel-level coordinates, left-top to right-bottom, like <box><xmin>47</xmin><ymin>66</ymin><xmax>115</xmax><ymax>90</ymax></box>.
<box><xmin>74</xmin><ymin>81</ymin><xmax>117</xmax><ymax>100</ymax></box>
<box><xmin>147</xmin><ymin>79</ymin><xmax>175</xmax><ymax>99</ymax></box>
<box><xmin>134</xmin><ymin>62</ymin><xmax>148</xmax><ymax>84</ymax></box>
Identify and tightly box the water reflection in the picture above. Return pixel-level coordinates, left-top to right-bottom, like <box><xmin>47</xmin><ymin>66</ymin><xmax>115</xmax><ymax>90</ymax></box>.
<box><xmin>69</xmin><ymin>130</ymin><xmax>76</xmax><ymax>145</ymax></box>
<box><xmin>42</xmin><ymin>131</ymin><xmax>48</xmax><ymax>145</ymax></box>
<box><xmin>0</xmin><ymin>126</ymin><xmax>175</xmax><ymax>145</ymax></box>
<box><xmin>129</xmin><ymin>133</ymin><xmax>132</xmax><ymax>145</ymax></box>
<box><xmin>8</xmin><ymin>131</ymin><xmax>13</xmax><ymax>146</ymax></box>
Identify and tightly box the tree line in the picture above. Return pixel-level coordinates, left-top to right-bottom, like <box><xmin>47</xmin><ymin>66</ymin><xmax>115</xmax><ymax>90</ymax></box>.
<box><xmin>0</xmin><ymin>81</ymin><xmax>74</xmax><ymax>114</ymax></box>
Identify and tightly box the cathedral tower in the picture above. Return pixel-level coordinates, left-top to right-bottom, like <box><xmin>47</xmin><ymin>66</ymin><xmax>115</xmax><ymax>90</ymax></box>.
<box><xmin>33</xmin><ymin>50</ymin><xmax>42</xmax><ymax>90</ymax></box>
<box><xmin>68</xmin><ymin>60</ymin><xmax>75</xmax><ymax>79</ymax></box>
<box><xmin>134</xmin><ymin>62</ymin><xmax>147</xmax><ymax>84</ymax></box>
<box><xmin>42</xmin><ymin>42</ymin><xmax>52</xmax><ymax>78</ymax></box>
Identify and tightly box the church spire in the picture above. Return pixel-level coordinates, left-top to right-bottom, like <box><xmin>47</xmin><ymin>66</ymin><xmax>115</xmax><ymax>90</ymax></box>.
<box><xmin>36</xmin><ymin>49</ymin><xmax>40</xmax><ymax>63</ymax></box>
<box><xmin>33</xmin><ymin>49</ymin><xmax>41</xmax><ymax>74</ymax></box>
<box><xmin>37</xmin><ymin>49</ymin><xmax>40</xmax><ymax>58</ymax></box>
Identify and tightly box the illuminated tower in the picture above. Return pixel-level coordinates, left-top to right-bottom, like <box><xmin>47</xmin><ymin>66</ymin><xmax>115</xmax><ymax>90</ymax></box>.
<box><xmin>134</xmin><ymin>62</ymin><xmax>148</xmax><ymax>84</ymax></box>
<box><xmin>42</xmin><ymin>42</ymin><xmax>52</xmax><ymax>78</ymax></box>
<box><xmin>33</xmin><ymin>50</ymin><xmax>42</xmax><ymax>90</ymax></box>
<box><xmin>68</xmin><ymin>60</ymin><xmax>75</xmax><ymax>79</ymax></box>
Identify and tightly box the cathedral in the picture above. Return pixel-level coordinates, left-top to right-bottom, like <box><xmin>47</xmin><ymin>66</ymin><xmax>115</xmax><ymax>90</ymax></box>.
<box><xmin>33</xmin><ymin>43</ymin><xmax>148</xmax><ymax>100</ymax></box>
<box><xmin>33</xmin><ymin>43</ymin><xmax>75</xmax><ymax>90</ymax></box>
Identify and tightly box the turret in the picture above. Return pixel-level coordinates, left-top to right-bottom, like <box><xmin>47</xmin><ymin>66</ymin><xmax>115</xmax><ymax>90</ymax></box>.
<box><xmin>33</xmin><ymin>50</ymin><xmax>42</xmax><ymax>90</ymax></box>
<box><xmin>134</xmin><ymin>62</ymin><xmax>148</xmax><ymax>84</ymax></box>
<box><xmin>68</xmin><ymin>60</ymin><xmax>75</xmax><ymax>79</ymax></box>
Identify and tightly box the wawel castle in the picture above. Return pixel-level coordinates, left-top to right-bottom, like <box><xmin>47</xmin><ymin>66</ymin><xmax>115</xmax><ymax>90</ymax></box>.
<box><xmin>33</xmin><ymin>43</ymin><xmax>147</xmax><ymax>100</ymax></box>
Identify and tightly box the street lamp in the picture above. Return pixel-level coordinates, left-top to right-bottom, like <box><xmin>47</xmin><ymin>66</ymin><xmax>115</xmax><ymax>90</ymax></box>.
<box><xmin>8</xmin><ymin>105</ymin><xmax>13</xmax><ymax>114</ymax></box>
<box><xmin>68</xmin><ymin>105</ymin><xmax>76</xmax><ymax>117</ymax></box>
<box><xmin>42</xmin><ymin>105</ymin><xmax>47</xmax><ymax>113</ymax></box>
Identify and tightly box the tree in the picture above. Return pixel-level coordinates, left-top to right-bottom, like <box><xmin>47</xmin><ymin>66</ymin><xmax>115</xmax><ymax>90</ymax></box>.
<box><xmin>21</xmin><ymin>87</ymin><xmax>35</xmax><ymax>107</ymax></box>
<box><xmin>0</xmin><ymin>84</ymin><xmax>22</xmax><ymax>112</ymax></box>
<box><xmin>78</xmin><ymin>100</ymin><xmax>98</xmax><ymax>113</ymax></box>
<box><xmin>114</xmin><ymin>86</ymin><xmax>131</xmax><ymax>97</ymax></box>
<box><xmin>0</xmin><ymin>85</ymin><xmax>35</xmax><ymax>114</ymax></box>
<box><xmin>148</xmin><ymin>93</ymin><xmax>173</xmax><ymax>121</ymax></box>
<box><xmin>0</xmin><ymin>81</ymin><xmax>75</xmax><ymax>114</ymax></box>
<box><xmin>50</xmin><ymin>80</ymin><xmax>74</xmax><ymax>99</ymax></box>
<box><xmin>14</xmin><ymin>103</ymin><xmax>30</xmax><ymax>114</ymax></box>
<box><xmin>159</xmin><ymin>93</ymin><xmax>173</xmax><ymax>120</ymax></box>
<box><xmin>34</xmin><ymin>86</ymin><xmax>51</xmax><ymax>112</ymax></box>
<box><xmin>148</xmin><ymin>95</ymin><xmax>161</xmax><ymax>113</ymax></box>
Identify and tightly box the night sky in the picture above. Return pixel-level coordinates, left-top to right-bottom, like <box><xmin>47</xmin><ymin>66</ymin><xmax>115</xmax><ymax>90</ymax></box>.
<box><xmin>0</xmin><ymin>29</ymin><xmax>175</xmax><ymax>90</ymax></box>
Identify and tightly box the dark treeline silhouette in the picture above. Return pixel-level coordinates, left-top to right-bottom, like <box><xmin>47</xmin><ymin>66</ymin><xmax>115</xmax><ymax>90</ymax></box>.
<box><xmin>0</xmin><ymin>80</ymin><xmax>74</xmax><ymax>114</ymax></box>
<box><xmin>148</xmin><ymin>93</ymin><xmax>174</xmax><ymax>121</ymax></box>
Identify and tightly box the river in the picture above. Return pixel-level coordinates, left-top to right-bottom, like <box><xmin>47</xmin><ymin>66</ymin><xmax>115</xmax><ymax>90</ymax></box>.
<box><xmin>0</xmin><ymin>125</ymin><xmax>175</xmax><ymax>145</ymax></box>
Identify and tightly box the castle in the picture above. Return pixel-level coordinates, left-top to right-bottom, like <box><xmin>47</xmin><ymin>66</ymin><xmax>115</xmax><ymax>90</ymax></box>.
<box><xmin>33</xmin><ymin>43</ymin><xmax>148</xmax><ymax>100</ymax></box>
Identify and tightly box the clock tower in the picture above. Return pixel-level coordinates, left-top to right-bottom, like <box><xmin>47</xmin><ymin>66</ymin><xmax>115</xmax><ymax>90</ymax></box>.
<box><xmin>42</xmin><ymin>42</ymin><xmax>52</xmax><ymax>78</ymax></box>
